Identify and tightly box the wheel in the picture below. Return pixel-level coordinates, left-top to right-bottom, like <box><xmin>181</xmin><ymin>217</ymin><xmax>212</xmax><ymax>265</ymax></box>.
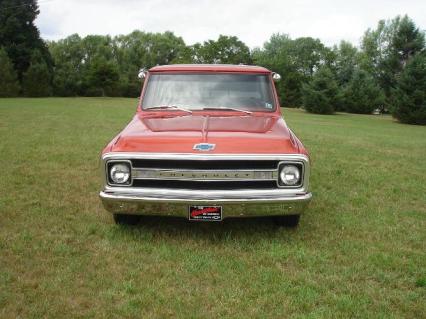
<box><xmin>274</xmin><ymin>214</ymin><xmax>300</xmax><ymax>228</ymax></box>
<box><xmin>113</xmin><ymin>214</ymin><xmax>141</xmax><ymax>225</ymax></box>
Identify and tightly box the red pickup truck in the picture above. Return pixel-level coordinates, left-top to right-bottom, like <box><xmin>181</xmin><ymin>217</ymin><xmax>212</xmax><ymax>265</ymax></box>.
<box><xmin>100</xmin><ymin>64</ymin><xmax>312</xmax><ymax>227</ymax></box>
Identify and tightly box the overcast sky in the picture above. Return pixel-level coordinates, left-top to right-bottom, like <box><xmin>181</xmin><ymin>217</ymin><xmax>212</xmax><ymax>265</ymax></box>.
<box><xmin>36</xmin><ymin>0</ymin><xmax>426</xmax><ymax>48</ymax></box>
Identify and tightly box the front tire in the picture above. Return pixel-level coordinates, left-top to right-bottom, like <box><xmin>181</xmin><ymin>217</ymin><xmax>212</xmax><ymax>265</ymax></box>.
<box><xmin>113</xmin><ymin>214</ymin><xmax>141</xmax><ymax>225</ymax></box>
<box><xmin>274</xmin><ymin>214</ymin><xmax>300</xmax><ymax>228</ymax></box>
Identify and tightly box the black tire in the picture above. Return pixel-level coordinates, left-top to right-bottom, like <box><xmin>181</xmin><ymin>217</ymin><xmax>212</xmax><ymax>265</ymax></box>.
<box><xmin>113</xmin><ymin>214</ymin><xmax>141</xmax><ymax>226</ymax></box>
<box><xmin>274</xmin><ymin>214</ymin><xmax>300</xmax><ymax>228</ymax></box>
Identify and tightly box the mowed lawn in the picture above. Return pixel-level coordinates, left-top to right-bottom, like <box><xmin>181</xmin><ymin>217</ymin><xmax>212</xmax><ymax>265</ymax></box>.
<box><xmin>0</xmin><ymin>98</ymin><xmax>425</xmax><ymax>318</ymax></box>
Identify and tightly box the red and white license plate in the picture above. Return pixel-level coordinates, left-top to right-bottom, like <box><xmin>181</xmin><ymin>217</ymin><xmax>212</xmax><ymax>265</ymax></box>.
<box><xmin>188</xmin><ymin>205</ymin><xmax>222</xmax><ymax>221</ymax></box>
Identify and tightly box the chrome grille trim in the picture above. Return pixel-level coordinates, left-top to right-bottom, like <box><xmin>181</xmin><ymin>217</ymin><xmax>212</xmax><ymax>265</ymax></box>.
<box><xmin>131</xmin><ymin>168</ymin><xmax>278</xmax><ymax>181</ymax></box>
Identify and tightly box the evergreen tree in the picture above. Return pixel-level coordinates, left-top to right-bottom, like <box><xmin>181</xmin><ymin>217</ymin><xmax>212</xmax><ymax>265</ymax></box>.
<box><xmin>0</xmin><ymin>0</ymin><xmax>53</xmax><ymax>81</ymax></box>
<box><xmin>392</xmin><ymin>53</ymin><xmax>426</xmax><ymax>125</ymax></box>
<box><xmin>343</xmin><ymin>69</ymin><xmax>384</xmax><ymax>114</ymax></box>
<box><xmin>86</xmin><ymin>56</ymin><xmax>120</xmax><ymax>96</ymax></box>
<box><xmin>22</xmin><ymin>50</ymin><xmax>52</xmax><ymax>97</ymax></box>
<box><xmin>301</xmin><ymin>67</ymin><xmax>340</xmax><ymax>114</ymax></box>
<box><xmin>0</xmin><ymin>47</ymin><xmax>20</xmax><ymax>96</ymax></box>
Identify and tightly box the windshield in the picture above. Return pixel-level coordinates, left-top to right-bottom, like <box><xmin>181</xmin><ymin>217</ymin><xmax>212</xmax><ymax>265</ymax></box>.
<box><xmin>141</xmin><ymin>73</ymin><xmax>276</xmax><ymax>112</ymax></box>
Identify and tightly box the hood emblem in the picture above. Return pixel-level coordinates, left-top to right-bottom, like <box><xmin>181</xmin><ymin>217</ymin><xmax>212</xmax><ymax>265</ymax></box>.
<box><xmin>193</xmin><ymin>143</ymin><xmax>215</xmax><ymax>151</ymax></box>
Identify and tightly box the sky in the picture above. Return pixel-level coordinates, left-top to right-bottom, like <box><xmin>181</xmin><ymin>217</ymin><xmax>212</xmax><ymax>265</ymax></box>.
<box><xmin>35</xmin><ymin>0</ymin><xmax>426</xmax><ymax>48</ymax></box>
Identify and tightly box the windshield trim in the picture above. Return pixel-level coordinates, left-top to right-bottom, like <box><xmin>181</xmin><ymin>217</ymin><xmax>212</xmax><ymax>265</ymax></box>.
<box><xmin>140</xmin><ymin>72</ymin><xmax>277</xmax><ymax>113</ymax></box>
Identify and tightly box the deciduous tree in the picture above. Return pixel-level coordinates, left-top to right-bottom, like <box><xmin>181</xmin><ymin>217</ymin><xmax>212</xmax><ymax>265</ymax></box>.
<box><xmin>333</xmin><ymin>41</ymin><xmax>359</xmax><ymax>86</ymax></box>
<box><xmin>253</xmin><ymin>34</ymin><xmax>332</xmax><ymax>107</ymax></box>
<box><xmin>360</xmin><ymin>15</ymin><xmax>425</xmax><ymax>104</ymax></box>
<box><xmin>113</xmin><ymin>31</ymin><xmax>188</xmax><ymax>96</ymax></box>
<box><xmin>49</xmin><ymin>34</ymin><xmax>85</xmax><ymax>96</ymax></box>
<box><xmin>191</xmin><ymin>35</ymin><xmax>251</xmax><ymax>65</ymax></box>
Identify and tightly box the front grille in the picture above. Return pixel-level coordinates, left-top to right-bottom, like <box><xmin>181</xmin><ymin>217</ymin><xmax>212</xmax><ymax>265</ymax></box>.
<box><xmin>106</xmin><ymin>158</ymin><xmax>306</xmax><ymax>190</ymax></box>
<box><xmin>129</xmin><ymin>159</ymin><xmax>281</xmax><ymax>190</ymax></box>
<box><xmin>132</xmin><ymin>180</ymin><xmax>277</xmax><ymax>190</ymax></box>
<box><xmin>131</xmin><ymin>159</ymin><xmax>278</xmax><ymax>170</ymax></box>
<box><xmin>131</xmin><ymin>159</ymin><xmax>279</xmax><ymax>190</ymax></box>
<box><xmin>105</xmin><ymin>155</ymin><xmax>307</xmax><ymax>191</ymax></box>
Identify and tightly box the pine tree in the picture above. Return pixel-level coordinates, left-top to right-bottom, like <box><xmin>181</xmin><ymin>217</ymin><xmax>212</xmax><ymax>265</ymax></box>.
<box><xmin>301</xmin><ymin>67</ymin><xmax>340</xmax><ymax>114</ymax></box>
<box><xmin>86</xmin><ymin>56</ymin><xmax>120</xmax><ymax>96</ymax></box>
<box><xmin>22</xmin><ymin>50</ymin><xmax>52</xmax><ymax>97</ymax></box>
<box><xmin>0</xmin><ymin>48</ymin><xmax>20</xmax><ymax>96</ymax></box>
<box><xmin>392</xmin><ymin>53</ymin><xmax>426</xmax><ymax>125</ymax></box>
<box><xmin>343</xmin><ymin>69</ymin><xmax>384</xmax><ymax>114</ymax></box>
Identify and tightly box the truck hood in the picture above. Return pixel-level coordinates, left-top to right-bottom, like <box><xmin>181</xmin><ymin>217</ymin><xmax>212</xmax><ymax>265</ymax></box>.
<box><xmin>110</xmin><ymin>113</ymin><xmax>300</xmax><ymax>154</ymax></box>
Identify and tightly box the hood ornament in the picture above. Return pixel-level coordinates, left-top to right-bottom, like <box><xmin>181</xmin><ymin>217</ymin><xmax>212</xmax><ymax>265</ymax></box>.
<box><xmin>193</xmin><ymin>143</ymin><xmax>215</xmax><ymax>151</ymax></box>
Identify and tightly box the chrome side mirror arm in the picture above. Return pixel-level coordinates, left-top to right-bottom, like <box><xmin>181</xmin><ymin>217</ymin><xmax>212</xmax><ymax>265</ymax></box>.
<box><xmin>138</xmin><ymin>68</ymin><xmax>147</xmax><ymax>80</ymax></box>
<box><xmin>272</xmin><ymin>72</ymin><xmax>281</xmax><ymax>82</ymax></box>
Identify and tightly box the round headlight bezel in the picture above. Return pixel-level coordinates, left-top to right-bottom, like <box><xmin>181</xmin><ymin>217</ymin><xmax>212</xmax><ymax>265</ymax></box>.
<box><xmin>108</xmin><ymin>161</ymin><xmax>131</xmax><ymax>185</ymax></box>
<box><xmin>278</xmin><ymin>163</ymin><xmax>302</xmax><ymax>187</ymax></box>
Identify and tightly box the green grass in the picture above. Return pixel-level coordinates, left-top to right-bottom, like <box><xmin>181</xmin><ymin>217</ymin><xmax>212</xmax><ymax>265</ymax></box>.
<box><xmin>0</xmin><ymin>97</ymin><xmax>425</xmax><ymax>318</ymax></box>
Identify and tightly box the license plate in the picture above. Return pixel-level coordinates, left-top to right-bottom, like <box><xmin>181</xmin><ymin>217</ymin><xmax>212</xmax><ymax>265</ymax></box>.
<box><xmin>188</xmin><ymin>205</ymin><xmax>222</xmax><ymax>221</ymax></box>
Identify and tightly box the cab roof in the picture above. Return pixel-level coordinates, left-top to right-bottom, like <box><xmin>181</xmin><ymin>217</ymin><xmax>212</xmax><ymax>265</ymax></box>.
<box><xmin>149</xmin><ymin>64</ymin><xmax>271</xmax><ymax>74</ymax></box>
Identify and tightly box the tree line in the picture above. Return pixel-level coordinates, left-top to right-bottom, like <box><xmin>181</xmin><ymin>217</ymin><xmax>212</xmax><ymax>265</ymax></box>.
<box><xmin>0</xmin><ymin>1</ymin><xmax>425</xmax><ymax>125</ymax></box>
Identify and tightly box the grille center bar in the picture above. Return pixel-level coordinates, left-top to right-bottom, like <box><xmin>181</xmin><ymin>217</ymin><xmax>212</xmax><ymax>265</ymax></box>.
<box><xmin>132</xmin><ymin>168</ymin><xmax>278</xmax><ymax>181</ymax></box>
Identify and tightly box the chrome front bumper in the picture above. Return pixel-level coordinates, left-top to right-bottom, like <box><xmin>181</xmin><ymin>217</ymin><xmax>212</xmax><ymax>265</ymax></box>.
<box><xmin>99</xmin><ymin>187</ymin><xmax>312</xmax><ymax>218</ymax></box>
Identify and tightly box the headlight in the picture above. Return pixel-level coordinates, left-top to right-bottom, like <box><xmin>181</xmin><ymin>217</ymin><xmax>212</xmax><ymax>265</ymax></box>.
<box><xmin>110</xmin><ymin>163</ymin><xmax>131</xmax><ymax>184</ymax></box>
<box><xmin>279</xmin><ymin>165</ymin><xmax>301</xmax><ymax>186</ymax></box>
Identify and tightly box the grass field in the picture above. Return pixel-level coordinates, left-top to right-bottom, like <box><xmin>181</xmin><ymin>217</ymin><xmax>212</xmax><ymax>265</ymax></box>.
<box><xmin>0</xmin><ymin>97</ymin><xmax>425</xmax><ymax>318</ymax></box>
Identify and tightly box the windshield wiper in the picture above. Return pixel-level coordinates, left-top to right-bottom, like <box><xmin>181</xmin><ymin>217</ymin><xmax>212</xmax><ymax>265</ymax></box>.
<box><xmin>201</xmin><ymin>107</ymin><xmax>252</xmax><ymax>114</ymax></box>
<box><xmin>145</xmin><ymin>105</ymin><xmax>192</xmax><ymax>114</ymax></box>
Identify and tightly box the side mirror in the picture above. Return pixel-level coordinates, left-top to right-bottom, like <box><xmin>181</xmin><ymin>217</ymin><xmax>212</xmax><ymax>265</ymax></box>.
<box><xmin>138</xmin><ymin>68</ymin><xmax>147</xmax><ymax>80</ymax></box>
<box><xmin>272</xmin><ymin>72</ymin><xmax>281</xmax><ymax>82</ymax></box>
